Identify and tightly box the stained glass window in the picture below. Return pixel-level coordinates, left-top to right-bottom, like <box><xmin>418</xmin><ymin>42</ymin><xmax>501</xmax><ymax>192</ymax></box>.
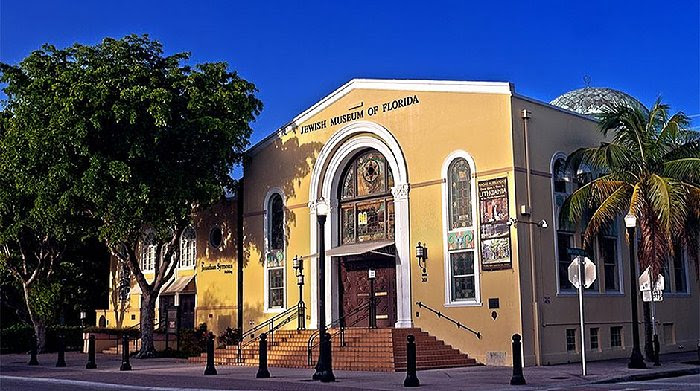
<box><xmin>553</xmin><ymin>158</ymin><xmax>568</xmax><ymax>194</ymax></box>
<box><xmin>268</xmin><ymin>194</ymin><xmax>284</xmax><ymax>251</ymax></box>
<box><xmin>448</xmin><ymin>158</ymin><xmax>472</xmax><ymax>230</ymax></box>
<box><xmin>266</xmin><ymin>193</ymin><xmax>285</xmax><ymax>309</ymax></box>
<box><xmin>338</xmin><ymin>149</ymin><xmax>395</xmax><ymax>244</ymax></box>
<box><xmin>444</xmin><ymin>156</ymin><xmax>477</xmax><ymax>303</ymax></box>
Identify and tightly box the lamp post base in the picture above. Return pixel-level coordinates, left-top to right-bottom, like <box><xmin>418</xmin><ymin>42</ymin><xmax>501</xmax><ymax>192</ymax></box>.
<box><xmin>628</xmin><ymin>349</ymin><xmax>647</xmax><ymax>369</ymax></box>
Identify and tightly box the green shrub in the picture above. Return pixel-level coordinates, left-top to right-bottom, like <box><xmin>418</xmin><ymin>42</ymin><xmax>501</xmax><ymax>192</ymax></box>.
<box><xmin>0</xmin><ymin>324</ymin><xmax>83</xmax><ymax>354</ymax></box>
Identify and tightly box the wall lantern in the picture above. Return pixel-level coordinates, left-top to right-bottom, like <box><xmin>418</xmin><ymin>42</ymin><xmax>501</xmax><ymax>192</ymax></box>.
<box><xmin>415</xmin><ymin>242</ymin><xmax>428</xmax><ymax>273</ymax></box>
<box><xmin>506</xmin><ymin>218</ymin><xmax>548</xmax><ymax>229</ymax></box>
<box><xmin>624</xmin><ymin>213</ymin><xmax>637</xmax><ymax>228</ymax></box>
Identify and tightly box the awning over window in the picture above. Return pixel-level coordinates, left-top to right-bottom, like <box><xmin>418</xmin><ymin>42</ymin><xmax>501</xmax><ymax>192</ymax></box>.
<box><xmin>324</xmin><ymin>240</ymin><xmax>395</xmax><ymax>257</ymax></box>
<box><xmin>162</xmin><ymin>275</ymin><xmax>196</xmax><ymax>295</ymax></box>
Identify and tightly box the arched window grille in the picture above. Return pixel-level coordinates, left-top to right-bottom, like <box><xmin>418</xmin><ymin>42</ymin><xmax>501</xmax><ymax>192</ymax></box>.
<box><xmin>140</xmin><ymin>231</ymin><xmax>156</xmax><ymax>272</ymax></box>
<box><xmin>180</xmin><ymin>226</ymin><xmax>196</xmax><ymax>268</ymax></box>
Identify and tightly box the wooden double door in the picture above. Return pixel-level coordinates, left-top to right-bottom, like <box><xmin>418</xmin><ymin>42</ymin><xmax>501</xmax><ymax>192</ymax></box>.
<box><xmin>339</xmin><ymin>256</ymin><xmax>397</xmax><ymax>328</ymax></box>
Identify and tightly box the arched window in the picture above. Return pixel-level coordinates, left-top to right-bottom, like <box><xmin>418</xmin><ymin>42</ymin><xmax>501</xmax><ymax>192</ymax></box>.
<box><xmin>180</xmin><ymin>226</ymin><xmax>196</xmax><ymax>268</ymax></box>
<box><xmin>338</xmin><ymin>149</ymin><xmax>395</xmax><ymax>244</ymax></box>
<box><xmin>140</xmin><ymin>231</ymin><xmax>156</xmax><ymax>272</ymax></box>
<box><xmin>265</xmin><ymin>192</ymin><xmax>285</xmax><ymax>310</ymax></box>
<box><xmin>443</xmin><ymin>154</ymin><xmax>479</xmax><ymax>304</ymax></box>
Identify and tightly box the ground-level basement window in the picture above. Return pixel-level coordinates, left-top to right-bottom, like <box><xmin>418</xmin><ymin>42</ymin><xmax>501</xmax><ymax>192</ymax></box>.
<box><xmin>566</xmin><ymin>329</ymin><xmax>576</xmax><ymax>351</ymax></box>
<box><xmin>610</xmin><ymin>326</ymin><xmax>623</xmax><ymax>347</ymax></box>
<box><xmin>590</xmin><ymin>327</ymin><xmax>599</xmax><ymax>350</ymax></box>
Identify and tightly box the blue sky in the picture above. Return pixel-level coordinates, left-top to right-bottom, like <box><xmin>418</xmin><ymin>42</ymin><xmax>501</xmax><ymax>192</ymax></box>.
<box><xmin>2</xmin><ymin>0</ymin><xmax>698</xmax><ymax>150</ymax></box>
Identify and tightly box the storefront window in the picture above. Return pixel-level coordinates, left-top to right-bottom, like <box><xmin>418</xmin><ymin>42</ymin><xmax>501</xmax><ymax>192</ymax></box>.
<box><xmin>338</xmin><ymin>150</ymin><xmax>394</xmax><ymax>244</ymax></box>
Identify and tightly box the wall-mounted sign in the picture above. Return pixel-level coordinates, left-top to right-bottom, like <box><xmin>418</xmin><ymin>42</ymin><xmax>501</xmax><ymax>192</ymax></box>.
<box><xmin>478</xmin><ymin>177</ymin><xmax>512</xmax><ymax>270</ymax></box>
<box><xmin>299</xmin><ymin>95</ymin><xmax>420</xmax><ymax>135</ymax></box>
<box><xmin>201</xmin><ymin>261</ymin><xmax>234</xmax><ymax>274</ymax></box>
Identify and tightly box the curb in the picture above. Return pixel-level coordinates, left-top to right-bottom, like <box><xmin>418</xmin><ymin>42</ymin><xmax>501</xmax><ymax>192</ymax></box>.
<box><xmin>594</xmin><ymin>367</ymin><xmax>700</xmax><ymax>384</ymax></box>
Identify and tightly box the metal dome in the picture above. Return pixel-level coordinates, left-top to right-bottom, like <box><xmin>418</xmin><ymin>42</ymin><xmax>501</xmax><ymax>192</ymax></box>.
<box><xmin>550</xmin><ymin>87</ymin><xmax>647</xmax><ymax>116</ymax></box>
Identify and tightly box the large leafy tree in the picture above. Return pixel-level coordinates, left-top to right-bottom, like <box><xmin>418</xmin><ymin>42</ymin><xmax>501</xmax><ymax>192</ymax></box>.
<box><xmin>1</xmin><ymin>35</ymin><xmax>262</xmax><ymax>357</ymax></box>
<box><xmin>561</xmin><ymin>99</ymin><xmax>699</xmax><ymax>281</ymax></box>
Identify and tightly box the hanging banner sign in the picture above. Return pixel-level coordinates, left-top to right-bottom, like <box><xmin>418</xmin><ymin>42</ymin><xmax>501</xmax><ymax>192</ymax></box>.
<box><xmin>478</xmin><ymin>177</ymin><xmax>512</xmax><ymax>270</ymax></box>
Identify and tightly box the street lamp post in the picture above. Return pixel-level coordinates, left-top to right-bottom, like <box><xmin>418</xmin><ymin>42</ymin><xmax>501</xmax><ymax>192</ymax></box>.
<box><xmin>625</xmin><ymin>213</ymin><xmax>646</xmax><ymax>369</ymax></box>
<box><xmin>312</xmin><ymin>199</ymin><xmax>334</xmax><ymax>382</ymax></box>
<box><xmin>293</xmin><ymin>255</ymin><xmax>305</xmax><ymax>330</ymax></box>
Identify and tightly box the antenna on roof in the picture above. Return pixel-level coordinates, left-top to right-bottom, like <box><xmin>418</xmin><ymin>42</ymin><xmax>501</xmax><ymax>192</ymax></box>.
<box><xmin>583</xmin><ymin>75</ymin><xmax>592</xmax><ymax>88</ymax></box>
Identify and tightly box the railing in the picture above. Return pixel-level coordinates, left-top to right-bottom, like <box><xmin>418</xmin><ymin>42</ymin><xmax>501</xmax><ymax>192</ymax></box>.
<box><xmin>306</xmin><ymin>301</ymin><xmax>372</xmax><ymax>366</ymax></box>
<box><xmin>237</xmin><ymin>303</ymin><xmax>300</xmax><ymax>360</ymax></box>
<box><xmin>415</xmin><ymin>301</ymin><xmax>481</xmax><ymax>339</ymax></box>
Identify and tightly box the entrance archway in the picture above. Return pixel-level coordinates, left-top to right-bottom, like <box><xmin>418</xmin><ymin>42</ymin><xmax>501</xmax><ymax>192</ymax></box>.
<box><xmin>308</xmin><ymin>121</ymin><xmax>412</xmax><ymax>329</ymax></box>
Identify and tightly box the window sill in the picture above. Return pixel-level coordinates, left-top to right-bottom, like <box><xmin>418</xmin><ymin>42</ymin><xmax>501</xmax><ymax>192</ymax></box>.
<box><xmin>264</xmin><ymin>306</ymin><xmax>286</xmax><ymax>314</ymax></box>
<box><xmin>556</xmin><ymin>291</ymin><xmax>624</xmax><ymax>297</ymax></box>
<box><xmin>443</xmin><ymin>301</ymin><xmax>482</xmax><ymax>308</ymax></box>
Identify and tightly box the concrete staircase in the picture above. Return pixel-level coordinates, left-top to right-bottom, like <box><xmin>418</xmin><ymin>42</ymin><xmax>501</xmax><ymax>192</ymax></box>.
<box><xmin>188</xmin><ymin>327</ymin><xmax>478</xmax><ymax>372</ymax></box>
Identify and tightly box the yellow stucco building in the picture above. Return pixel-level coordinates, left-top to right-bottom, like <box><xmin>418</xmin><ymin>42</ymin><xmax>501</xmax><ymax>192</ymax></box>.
<box><xmin>100</xmin><ymin>79</ymin><xmax>699</xmax><ymax>367</ymax></box>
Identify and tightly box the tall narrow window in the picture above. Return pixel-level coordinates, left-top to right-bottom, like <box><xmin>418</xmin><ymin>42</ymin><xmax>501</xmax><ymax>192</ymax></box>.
<box><xmin>266</xmin><ymin>193</ymin><xmax>285</xmax><ymax>309</ymax></box>
<box><xmin>444</xmin><ymin>154</ymin><xmax>478</xmax><ymax>304</ymax></box>
<box><xmin>140</xmin><ymin>231</ymin><xmax>156</xmax><ymax>272</ymax></box>
<box><xmin>180</xmin><ymin>226</ymin><xmax>196</xmax><ymax>268</ymax></box>
<box><xmin>552</xmin><ymin>156</ymin><xmax>574</xmax><ymax>291</ymax></box>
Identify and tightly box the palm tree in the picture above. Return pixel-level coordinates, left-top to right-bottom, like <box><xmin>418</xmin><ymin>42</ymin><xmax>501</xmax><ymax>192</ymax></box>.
<box><xmin>561</xmin><ymin>98</ymin><xmax>699</xmax><ymax>279</ymax></box>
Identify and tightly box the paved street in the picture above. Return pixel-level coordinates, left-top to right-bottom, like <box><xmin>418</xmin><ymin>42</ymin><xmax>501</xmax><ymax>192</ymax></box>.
<box><xmin>1</xmin><ymin>351</ymin><xmax>698</xmax><ymax>390</ymax></box>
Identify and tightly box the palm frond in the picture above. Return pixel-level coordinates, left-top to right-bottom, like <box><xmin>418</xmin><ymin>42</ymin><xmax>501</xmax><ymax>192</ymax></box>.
<box><xmin>646</xmin><ymin>175</ymin><xmax>673</xmax><ymax>236</ymax></box>
<box><xmin>560</xmin><ymin>175</ymin><xmax>627</xmax><ymax>228</ymax></box>
<box><xmin>582</xmin><ymin>184</ymin><xmax>632</xmax><ymax>246</ymax></box>
<box><xmin>663</xmin><ymin>158</ymin><xmax>700</xmax><ymax>186</ymax></box>
<box><xmin>658</xmin><ymin>111</ymin><xmax>692</xmax><ymax>145</ymax></box>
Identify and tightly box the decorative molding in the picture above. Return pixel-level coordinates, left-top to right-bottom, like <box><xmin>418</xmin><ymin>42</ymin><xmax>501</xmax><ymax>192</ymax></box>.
<box><xmin>391</xmin><ymin>184</ymin><xmax>410</xmax><ymax>199</ymax></box>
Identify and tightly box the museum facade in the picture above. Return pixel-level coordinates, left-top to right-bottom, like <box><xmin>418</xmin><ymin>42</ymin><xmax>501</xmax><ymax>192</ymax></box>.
<box><xmin>99</xmin><ymin>79</ymin><xmax>699</xmax><ymax>366</ymax></box>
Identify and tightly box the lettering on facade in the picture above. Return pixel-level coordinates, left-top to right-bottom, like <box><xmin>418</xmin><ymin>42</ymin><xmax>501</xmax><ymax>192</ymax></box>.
<box><xmin>298</xmin><ymin>95</ymin><xmax>420</xmax><ymax>136</ymax></box>
<box><xmin>201</xmin><ymin>261</ymin><xmax>234</xmax><ymax>274</ymax></box>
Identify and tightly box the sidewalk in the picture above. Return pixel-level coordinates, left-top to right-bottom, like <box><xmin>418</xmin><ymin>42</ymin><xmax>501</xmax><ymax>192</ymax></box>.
<box><xmin>1</xmin><ymin>351</ymin><xmax>698</xmax><ymax>390</ymax></box>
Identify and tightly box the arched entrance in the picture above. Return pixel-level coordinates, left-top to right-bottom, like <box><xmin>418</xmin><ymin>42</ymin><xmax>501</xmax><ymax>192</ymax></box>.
<box><xmin>336</xmin><ymin>149</ymin><xmax>397</xmax><ymax>327</ymax></box>
<box><xmin>308</xmin><ymin>121</ymin><xmax>412</xmax><ymax>329</ymax></box>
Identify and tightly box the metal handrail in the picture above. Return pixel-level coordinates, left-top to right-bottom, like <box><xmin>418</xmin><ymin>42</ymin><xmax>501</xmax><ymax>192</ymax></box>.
<box><xmin>237</xmin><ymin>304</ymin><xmax>300</xmax><ymax>360</ymax></box>
<box><xmin>416</xmin><ymin>301</ymin><xmax>481</xmax><ymax>339</ymax></box>
<box><xmin>306</xmin><ymin>301</ymin><xmax>372</xmax><ymax>365</ymax></box>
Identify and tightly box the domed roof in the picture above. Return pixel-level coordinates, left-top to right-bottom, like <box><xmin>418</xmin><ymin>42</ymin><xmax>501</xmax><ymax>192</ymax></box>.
<box><xmin>550</xmin><ymin>87</ymin><xmax>647</xmax><ymax>116</ymax></box>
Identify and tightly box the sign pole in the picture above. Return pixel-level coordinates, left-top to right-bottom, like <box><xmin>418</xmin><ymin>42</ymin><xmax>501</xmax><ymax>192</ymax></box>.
<box><xmin>577</xmin><ymin>257</ymin><xmax>587</xmax><ymax>376</ymax></box>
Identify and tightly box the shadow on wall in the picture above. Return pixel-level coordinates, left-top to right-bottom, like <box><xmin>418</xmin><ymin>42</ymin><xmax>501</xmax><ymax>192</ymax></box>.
<box><xmin>243</xmin><ymin>135</ymin><xmax>323</xmax><ymax>268</ymax></box>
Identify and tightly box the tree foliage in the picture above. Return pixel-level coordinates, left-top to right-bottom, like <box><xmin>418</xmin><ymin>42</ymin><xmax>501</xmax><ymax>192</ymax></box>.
<box><xmin>0</xmin><ymin>35</ymin><xmax>262</xmax><ymax>356</ymax></box>
<box><xmin>561</xmin><ymin>99</ymin><xmax>700</xmax><ymax>277</ymax></box>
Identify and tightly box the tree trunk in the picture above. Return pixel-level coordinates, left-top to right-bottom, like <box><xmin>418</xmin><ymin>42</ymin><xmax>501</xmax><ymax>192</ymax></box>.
<box><xmin>137</xmin><ymin>292</ymin><xmax>157</xmax><ymax>358</ymax></box>
<box><xmin>21</xmin><ymin>281</ymin><xmax>46</xmax><ymax>352</ymax></box>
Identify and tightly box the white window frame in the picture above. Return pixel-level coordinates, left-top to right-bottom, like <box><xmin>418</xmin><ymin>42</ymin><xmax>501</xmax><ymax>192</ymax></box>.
<box><xmin>140</xmin><ymin>230</ymin><xmax>156</xmax><ymax>272</ymax></box>
<box><xmin>442</xmin><ymin>151</ymin><xmax>481</xmax><ymax>307</ymax></box>
<box><xmin>551</xmin><ymin>152</ymin><xmax>574</xmax><ymax>294</ymax></box>
<box><xmin>179</xmin><ymin>225</ymin><xmax>197</xmax><ymax>269</ymax></box>
<box><xmin>664</xmin><ymin>246</ymin><xmax>691</xmax><ymax>295</ymax></box>
<box><xmin>263</xmin><ymin>188</ymin><xmax>286</xmax><ymax>313</ymax></box>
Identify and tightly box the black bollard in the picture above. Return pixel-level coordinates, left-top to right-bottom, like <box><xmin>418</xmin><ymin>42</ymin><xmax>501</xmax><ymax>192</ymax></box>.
<box><xmin>403</xmin><ymin>335</ymin><xmax>420</xmax><ymax>387</ymax></box>
<box><xmin>510</xmin><ymin>334</ymin><xmax>526</xmax><ymax>385</ymax></box>
<box><xmin>86</xmin><ymin>335</ymin><xmax>97</xmax><ymax>369</ymax></box>
<box><xmin>256</xmin><ymin>333</ymin><xmax>270</xmax><ymax>378</ymax></box>
<box><xmin>653</xmin><ymin>335</ymin><xmax>661</xmax><ymax>366</ymax></box>
<box><xmin>120</xmin><ymin>334</ymin><xmax>131</xmax><ymax>371</ymax></box>
<box><xmin>28</xmin><ymin>336</ymin><xmax>39</xmax><ymax>366</ymax></box>
<box><xmin>204</xmin><ymin>333</ymin><xmax>217</xmax><ymax>375</ymax></box>
<box><xmin>56</xmin><ymin>334</ymin><xmax>67</xmax><ymax>367</ymax></box>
